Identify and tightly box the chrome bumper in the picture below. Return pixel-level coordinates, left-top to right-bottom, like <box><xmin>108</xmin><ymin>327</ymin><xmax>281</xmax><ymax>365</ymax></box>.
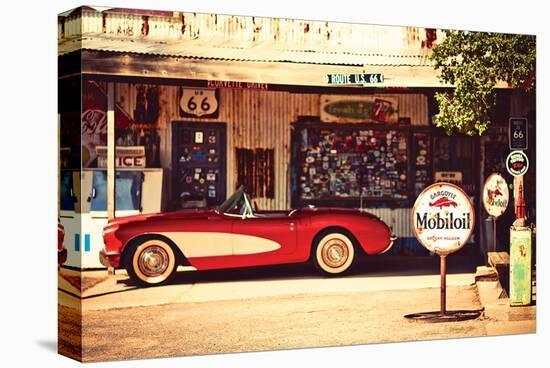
<box><xmin>380</xmin><ymin>234</ymin><xmax>398</xmax><ymax>254</ymax></box>
<box><xmin>99</xmin><ymin>249</ymin><xmax>120</xmax><ymax>275</ymax></box>
<box><xmin>99</xmin><ymin>249</ymin><xmax>119</xmax><ymax>267</ymax></box>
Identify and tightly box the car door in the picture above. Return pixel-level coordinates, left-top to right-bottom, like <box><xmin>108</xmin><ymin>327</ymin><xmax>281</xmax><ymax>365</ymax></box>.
<box><xmin>159</xmin><ymin>210</ymin><xmax>233</xmax><ymax>260</ymax></box>
<box><xmin>231</xmin><ymin>214</ymin><xmax>297</xmax><ymax>259</ymax></box>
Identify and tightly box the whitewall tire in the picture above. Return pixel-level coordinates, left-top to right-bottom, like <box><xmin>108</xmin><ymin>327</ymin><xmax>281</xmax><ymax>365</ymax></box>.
<box><xmin>313</xmin><ymin>232</ymin><xmax>356</xmax><ymax>276</ymax></box>
<box><xmin>128</xmin><ymin>239</ymin><xmax>177</xmax><ymax>286</ymax></box>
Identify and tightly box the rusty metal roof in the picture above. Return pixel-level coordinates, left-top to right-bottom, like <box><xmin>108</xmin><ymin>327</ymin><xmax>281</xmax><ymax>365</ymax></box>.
<box><xmin>59</xmin><ymin>8</ymin><xmax>439</xmax><ymax>65</ymax></box>
<box><xmin>60</xmin><ymin>33</ymin><xmax>434</xmax><ymax>67</ymax></box>
<box><xmin>58</xmin><ymin>7</ymin><xmax>452</xmax><ymax>86</ymax></box>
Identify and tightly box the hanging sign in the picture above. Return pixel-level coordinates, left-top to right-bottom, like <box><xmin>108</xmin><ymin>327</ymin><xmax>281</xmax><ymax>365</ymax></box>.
<box><xmin>207</xmin><ymin>80</ymin><xmax>269</xmax><ymax>90</ymax></box>
<box><xmin>326</xmin><ymin>73</ymin><xmax>384</xmax><ymax>85</ymax></box>
<box><xmin>320</xmin><ymin>95</ymin><xmax>398</xmax><ymax>123</ymax></box>
<box><xmin>96</xmin><ymin>146</ymin><xmax>146</xmax><ymax>168</ymax></box>
<box><xmin>179</xmin><ymin>88</ymin><xmax>219</xmax><ymax>118</ymax></box>
<box><xmin>506</xmin><ymin>150</ymin><xmax>529</xmax><ymax>177</ymax></box>
<box><xmin>482</xmin><ymin>173</ymin><xmax>509</xmax><ymax>218</ymax></box>
<box><xmin>434</xmin><ymin>171</ymin><xmax>463</xmax><ymax>186</ymax></box>
<box><xmin>509</xmin><ymin>117</ymin><xmax>528</xmax><ymax>150</ymax></box>
<box><xmin>412</xmin><ymin>182</ymin><xmax>475</xmax><ymax>255</ymax></box>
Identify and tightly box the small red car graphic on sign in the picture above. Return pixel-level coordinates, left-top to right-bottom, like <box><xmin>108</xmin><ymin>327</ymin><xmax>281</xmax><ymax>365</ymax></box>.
<box><xmin>429</xmin><ymin>197</ymin><xmax>458</xmax><ymax>209</ymax></box>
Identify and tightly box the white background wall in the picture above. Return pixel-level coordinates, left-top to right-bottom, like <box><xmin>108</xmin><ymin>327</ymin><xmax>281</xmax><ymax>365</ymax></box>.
<box><xmin>0</xmin><ymin>1</ymin><xmax>548</xmax><ymax>368</ymax></box>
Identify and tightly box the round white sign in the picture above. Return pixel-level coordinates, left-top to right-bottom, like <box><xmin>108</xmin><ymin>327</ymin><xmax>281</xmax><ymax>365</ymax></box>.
<box><xmin>412</xmin><ymin>182</ymin><xmax>475</xmax><ymax>255</ymax></box>
<box><xmin>506</xmin><ymin>150</ymin><xmax>529</xmax><ymax>177</ymax></box>
<box><xmin>482</xmin><ymin>173</ymin><xmax>509</xmax><ymax>218</ymax></box>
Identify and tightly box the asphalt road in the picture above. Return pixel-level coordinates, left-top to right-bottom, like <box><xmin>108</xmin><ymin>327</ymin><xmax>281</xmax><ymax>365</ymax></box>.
<box><xmin>58</xmin><ymin>284</ymin><xmax>533</xmax><ymax>362</ymax></box>
<box><xmin>57</xmin><ymin>256</ymin><xmax>535</xmax><ymax>362</ymax></box>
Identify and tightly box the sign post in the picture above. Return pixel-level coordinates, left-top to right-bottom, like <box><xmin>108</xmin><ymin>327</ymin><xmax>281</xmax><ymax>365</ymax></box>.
<box><xmin>405</xmin><ymin>182</ymin><xmax>481</xmax><ymax>322</ymax></box>
<box><xmin>440</xmin><ymin>254</ymin><xmax>447</xmax><ymax>315</ymax></box>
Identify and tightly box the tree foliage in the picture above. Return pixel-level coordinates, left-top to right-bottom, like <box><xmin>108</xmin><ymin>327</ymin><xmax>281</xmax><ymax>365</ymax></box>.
<box><xmin>430</xmin><ymin>31</ymin><xmax>536</xmax><ymax>136</ymax></box>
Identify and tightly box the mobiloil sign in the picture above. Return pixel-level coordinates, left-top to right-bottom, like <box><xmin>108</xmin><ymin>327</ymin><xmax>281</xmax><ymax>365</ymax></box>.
<box><xmin>412</xmin><ymin>183</ymin><xmax>474</xmax><ymax>255</ymax></box>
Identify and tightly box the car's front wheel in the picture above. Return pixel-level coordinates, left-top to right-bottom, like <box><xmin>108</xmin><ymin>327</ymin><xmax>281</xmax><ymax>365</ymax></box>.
<box><xmin>127</xmin><ymin>238</ymin><xmax>177</xmax><ymax>287</ymax></box>
<box><xmin>313</xmin><ymin>231</ymin><xmax>356</xmax><ymax>276</ymax></box>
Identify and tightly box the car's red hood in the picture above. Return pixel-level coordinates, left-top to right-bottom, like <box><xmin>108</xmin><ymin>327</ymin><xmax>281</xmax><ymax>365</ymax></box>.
<box><xmin>107</xmin><ymin>208</ymin><xmax>217</xmax><ymax>226</ymax></box>
<box><xmin>299</xmin><ymin>207</ymin><xmax>381</xmax><ymax>220</ymax></box>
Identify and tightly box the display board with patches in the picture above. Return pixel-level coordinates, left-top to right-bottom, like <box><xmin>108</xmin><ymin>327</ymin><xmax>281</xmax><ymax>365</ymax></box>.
<box><xmin>172</xmin><ymin>122</ymin><xmax>227</xmax><ymax>209</ymax></box>
<box><xmin>296</xmin><ymin>125</ymin><xmax>408</xmax><ymax>201</ymax></box>
<box><xmin>413</xmin><ymin>132</ymin><xmax>431</xmax><ymax>196</ymax></box>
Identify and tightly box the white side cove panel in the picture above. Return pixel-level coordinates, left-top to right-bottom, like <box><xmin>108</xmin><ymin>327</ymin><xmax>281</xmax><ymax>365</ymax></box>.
<box><xmin>159</xmin><ymin>232</ymin><xmax>281</xmax><ymax>258</ymax></box>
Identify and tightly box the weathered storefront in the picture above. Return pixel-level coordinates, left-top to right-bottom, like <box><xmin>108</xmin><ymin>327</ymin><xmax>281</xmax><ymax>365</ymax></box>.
<box><xmin>58</xmin><ymin>7</ymin><xmax>535</xmax><ymax>268</ymax></box>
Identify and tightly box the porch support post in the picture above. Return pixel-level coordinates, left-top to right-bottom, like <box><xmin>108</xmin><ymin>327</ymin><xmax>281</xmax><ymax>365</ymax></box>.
<box><xmin>107</xmin><ymin>82</ymin><xmax>116</xmax><ymax>220</ymax></box>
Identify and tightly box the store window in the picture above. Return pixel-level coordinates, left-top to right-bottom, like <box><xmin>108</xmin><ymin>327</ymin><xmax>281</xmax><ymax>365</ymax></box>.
<box><xmin>413</xmin><ymin>132</ymin><xmax>431</xmax><ymax>196</ymax></box>
<box><xmin>90</xmin><ymin>171</ymin><xmax>143</xmax><ymax>212</ymax></box>
<box><xmin>236</xmin><ymin>148</ymin><xmax>275</xmax><ymax>199</ymax></box>
<box><xmin>296</xmin><ymin>125</ymin><xmax>408</xmax><ymax>202</ymax></box>
<box><xmin>432</xmin><ymin>135</ymin><xmax>479</xmax><ymax>195</ymax></box>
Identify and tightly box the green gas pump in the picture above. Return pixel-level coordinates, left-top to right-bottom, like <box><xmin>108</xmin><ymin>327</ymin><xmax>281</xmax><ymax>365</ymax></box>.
<box><xmin>509</xmin><ymin>225</ymin><xmax>532</xmax><ymax>306</ymax></box>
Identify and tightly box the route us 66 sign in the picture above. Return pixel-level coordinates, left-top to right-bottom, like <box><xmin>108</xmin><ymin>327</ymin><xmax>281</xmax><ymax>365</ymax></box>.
<box><xmin>179</xmin><ymin>88</ymin><xmax>219</xmax><ymax>118</ymax></box>
<box><xmin>412</xmin><ymin>182</ymin><xmax>475</xmax><ymax>255</ymax></box>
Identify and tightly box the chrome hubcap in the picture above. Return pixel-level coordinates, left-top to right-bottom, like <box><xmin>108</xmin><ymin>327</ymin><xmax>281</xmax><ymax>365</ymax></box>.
<box><xmin>138</xmin><ymin>246</ymin><xmax>169</xmax><ymax>277</ymax></box>
<box><xmin>321</xmin><ymin>239</ymin><xmax>349</xmax><ymax>268</ymax></box>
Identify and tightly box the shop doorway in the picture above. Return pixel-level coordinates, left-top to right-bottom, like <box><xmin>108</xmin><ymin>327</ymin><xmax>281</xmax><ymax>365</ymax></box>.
<box><xmin>171</xmin><ymin>122</ymin><xmax>227</xmax><ymax>209</ymax></box>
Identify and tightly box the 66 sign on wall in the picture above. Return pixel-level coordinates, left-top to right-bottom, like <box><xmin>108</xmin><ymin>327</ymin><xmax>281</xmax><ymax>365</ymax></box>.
<box><xmin>179</xmin><ymin>88</ymin><xmax>219</xmax><ymax>118</ymax></box>
<box><xmin>412</xmin><ymin>182</ymin><xmax>475</xmax><ymax>255</ymax></box>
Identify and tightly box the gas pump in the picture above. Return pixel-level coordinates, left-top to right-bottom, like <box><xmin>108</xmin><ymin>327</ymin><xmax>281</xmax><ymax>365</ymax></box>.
<box><xmin>506</xmin><ymin>150</ymin><xmax>533</xmax><ymax>306</ymax></box>
<box><xmin>59</xmin><ymin>150</ymin><xmax>163</xmax><ymax>269</ymax></box>
<box><xmin>509</xmin><ymin>183</ymin><xmax>533</xmax><ymax>306</ymax></box>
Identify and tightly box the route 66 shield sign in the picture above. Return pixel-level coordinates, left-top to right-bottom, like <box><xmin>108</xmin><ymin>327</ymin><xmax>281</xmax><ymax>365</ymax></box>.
<box><xmin>179</xmin><ymin>88</ymin><xmax>219</xmax><ymax>118</ymax></box>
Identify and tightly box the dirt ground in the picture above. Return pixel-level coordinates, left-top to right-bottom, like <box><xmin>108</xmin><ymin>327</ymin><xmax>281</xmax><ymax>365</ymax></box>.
<box><xmin>58</xmin><ymin>284</ymin><xmax>533</xmax><ymax>362</ymax></box>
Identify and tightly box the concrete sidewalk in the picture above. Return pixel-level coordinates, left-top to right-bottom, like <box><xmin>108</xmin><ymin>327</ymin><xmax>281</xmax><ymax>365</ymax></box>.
<box><xmin>59</xmin><ymin>255</ymin><xmax>481</xmax><ymax>311</ymax></box>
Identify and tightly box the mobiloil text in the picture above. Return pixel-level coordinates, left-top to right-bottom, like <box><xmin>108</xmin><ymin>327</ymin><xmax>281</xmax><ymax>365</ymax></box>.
<box><xmin>416</xmin><ymin>212</ymin><xmax>471</xmax><ymax>230</ymax></box>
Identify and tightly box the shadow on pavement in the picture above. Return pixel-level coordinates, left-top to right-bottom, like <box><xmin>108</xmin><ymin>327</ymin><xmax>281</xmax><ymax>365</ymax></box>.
<box><xmin>116</xmin><ymin>254</ymin><xmax>484</xmax><ymax>288</ymax></box>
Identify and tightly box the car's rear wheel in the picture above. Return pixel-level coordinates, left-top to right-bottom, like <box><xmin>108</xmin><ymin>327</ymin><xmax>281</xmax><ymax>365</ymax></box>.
<box><xmin>313</xmin><ymin>231</ymin><xmax>356</xmax><ymax>276</ymax></box>
<box><xmin>127</xmin><ymin>239</ymin><xmax>177</xmax><ymax>287</ymax></box>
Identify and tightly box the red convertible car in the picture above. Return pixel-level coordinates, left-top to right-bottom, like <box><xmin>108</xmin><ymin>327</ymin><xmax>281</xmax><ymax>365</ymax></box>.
<box><xmin>100</xmin><ymin>187</ymin><xmax>396</xmax><ymax>286</ymax></box>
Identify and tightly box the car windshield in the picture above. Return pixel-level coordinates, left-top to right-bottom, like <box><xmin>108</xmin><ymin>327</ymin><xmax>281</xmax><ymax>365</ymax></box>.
<box><xmin>218</xmin><ymin>186</ymin><xmax>253</xmax><ymax>215</ymax></box>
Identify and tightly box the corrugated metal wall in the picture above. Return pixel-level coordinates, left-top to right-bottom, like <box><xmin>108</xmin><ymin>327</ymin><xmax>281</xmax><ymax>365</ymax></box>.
<box><xmin>363</xmin><ymin>208</ymin><xmax>413</xmax><ymax>238</ymax></box>
<box><xmin>114</xmin><ymin>83</ymin><xmax>428</xmax><ymax>212</ymax></box>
